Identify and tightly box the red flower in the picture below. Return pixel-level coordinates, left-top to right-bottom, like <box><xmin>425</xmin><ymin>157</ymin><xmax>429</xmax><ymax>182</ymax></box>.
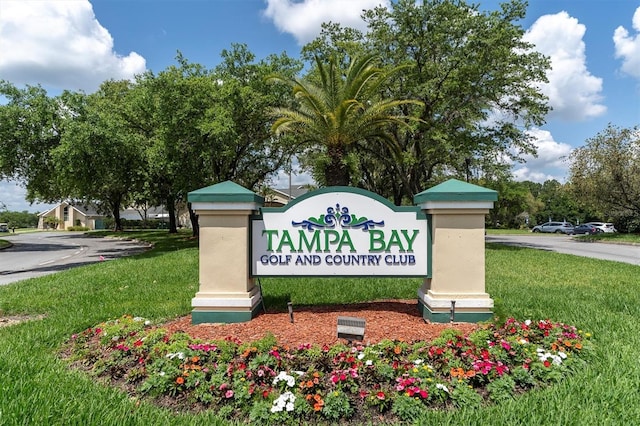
<box><xmin>376</xmin><ymin>391</ymin><xmax>385</xmax><ymax>400</ymax></box>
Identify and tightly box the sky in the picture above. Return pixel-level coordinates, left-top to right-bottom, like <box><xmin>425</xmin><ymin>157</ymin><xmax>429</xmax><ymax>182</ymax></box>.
<box><xmin>0</xmin><ymin>0</ymin><xmax>638</xmax><ymax>213</ymax></box>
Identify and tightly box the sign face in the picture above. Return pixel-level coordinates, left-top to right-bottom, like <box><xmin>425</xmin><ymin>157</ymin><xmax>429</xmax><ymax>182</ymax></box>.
<box><xmin>251</xmin><ymin>187</ymin><xmax>430</xmax><ymax>277</ymax></box>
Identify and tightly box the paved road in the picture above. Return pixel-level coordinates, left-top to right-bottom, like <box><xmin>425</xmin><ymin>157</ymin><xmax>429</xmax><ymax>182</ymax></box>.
<box><xmin>0</xmin><ymin>232</ymin><xmax>151</xmax><ymax>285</ymax></box>
<box><xmin>486</xmin><ymin>234</ymin><xmax>640</xmax><ymax>265</ymax></box>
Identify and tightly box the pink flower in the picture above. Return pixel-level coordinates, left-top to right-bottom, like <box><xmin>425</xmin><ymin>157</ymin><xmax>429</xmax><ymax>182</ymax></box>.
<box><xmin>225</xmin><ymin>390</ymin><xmax>234</xmax><ymax>399</ymax></box>
<box><xmin>495</xmin><ymin>362</ymin><xmax>509</xmax><ymax>376</ymax></box>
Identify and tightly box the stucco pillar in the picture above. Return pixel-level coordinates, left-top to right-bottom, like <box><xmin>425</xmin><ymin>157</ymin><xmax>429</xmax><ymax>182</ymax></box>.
<box><xmin>414</xmin><ymin>179</ymin><xmax>497</xmax><ymax>323</ymax></box>
<box><xmin>188</xmin><ymin>181</ymin><xmax>264</xmax><ymax>324</ymax></box>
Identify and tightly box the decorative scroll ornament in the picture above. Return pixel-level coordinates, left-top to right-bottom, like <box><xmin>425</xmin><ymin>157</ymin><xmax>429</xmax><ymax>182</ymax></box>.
<box><xmin>292</xmin><ymin>204</ymin><xmax>384</xmax><ymax>231</ymax></box>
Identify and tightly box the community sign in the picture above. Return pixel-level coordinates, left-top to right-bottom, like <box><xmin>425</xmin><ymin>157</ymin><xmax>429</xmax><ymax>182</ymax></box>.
<box><xmin>251</xmin><ymin>187</ymin><xmax>430</xmax><ymax>277</ymax></box>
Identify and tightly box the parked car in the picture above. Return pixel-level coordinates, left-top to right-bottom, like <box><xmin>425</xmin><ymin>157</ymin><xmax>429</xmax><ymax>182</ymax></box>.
<box><xmin>585</xmin><ymin>222</ymin><xmax>617</xmax><ymax>233</ymax></box>
<box><xmin>571</xmin><ymin>224</ymin><xmax>601</xmax><ymax>235</ymax></box>
<box><xmin>531</xmin><ymin>221</ymin><xmax>574</xmax><ymax>234</ymax></box>
<box><xmin>0</xmin><ymin>223</ymin><xmax>8</xmax><ymax>233</ymax></box>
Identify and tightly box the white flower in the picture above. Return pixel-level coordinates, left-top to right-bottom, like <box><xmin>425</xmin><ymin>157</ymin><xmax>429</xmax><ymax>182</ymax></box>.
<box><xmin>537</xmin><ymin>348</ymin><xmax>564</xmax><ymax>365</ymax></box>
<box><xmin>413</xmin><ymin>359</ymin><xmax>424</xmax><ymax>365</ymax></box>
<box><xmin>271</xmin><ymin>391</ymin><xmax>296</xmax><ymax>413</ymax></box>
<box><xmin>365</xmin><ymin>360</ymin><xmax>373</xmax><ymax>366</ymax></box>
<box><xmin>524</xmin><ymin>319</ymin><xmax>532</xmax><ymax>326</ymax></box>
<box><xmin>357</xmin><ymin>353</ymin><xmax>365</xmax><ymax>360</ymax></box>
<box><xmin>159</xmin><ymin>371</ymin><xmax>165</xmax><ymax>376</ymax></box>
<box><xmin>436</xmin><ymin>383</ymin><xmax>450</xmax><ymax>393</ymax></box>
<box><xmin>273</xmin><ymin>371</ymin><xmax>296</xmax><ymax>387</ymax></box>
<box><xmin>166</xmin><ymin>352</ymin><xmax>185</xmax><ymax>360</ymax></box>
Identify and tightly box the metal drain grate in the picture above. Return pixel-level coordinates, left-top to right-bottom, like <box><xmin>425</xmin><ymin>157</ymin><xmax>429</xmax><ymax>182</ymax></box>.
<box><xmin>337</xmin><ymin>316</ymin><xmax>366</xmax><ymax>342</ymax></box>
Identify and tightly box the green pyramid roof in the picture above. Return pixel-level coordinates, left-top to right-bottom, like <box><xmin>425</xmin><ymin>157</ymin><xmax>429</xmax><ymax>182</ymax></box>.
<box><xmin>414</xmin><ymin>179</ymin><xmax>497</xmax><ymax>204</ymax></box>
<box><xmin>188</xmin><ymin>181</ymin><xmax>264</xmax><ymax>204</ymax></box>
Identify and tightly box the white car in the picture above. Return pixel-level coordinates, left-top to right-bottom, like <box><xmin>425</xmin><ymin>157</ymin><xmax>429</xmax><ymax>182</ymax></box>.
<box><xmin>585</xmin><ymin>222</ymin><xmax>617</xmax><ymax>233</ymax></box>
<box><xmin>531</xmin><ymin>221</ymin><xmax>574</xmax><ymax>234</ymax></box>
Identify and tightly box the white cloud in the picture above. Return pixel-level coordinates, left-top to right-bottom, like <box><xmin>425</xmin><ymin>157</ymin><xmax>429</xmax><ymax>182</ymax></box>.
<box><xmin>263</xmin><ymin>0</ymin><xmax>390</xmax><ymax>45</ymax></box>
<box><xmin>524</xmin><ymin>12</ymin><xmax>606</xmax><ymax>121</ymax></box>
<box><xmin>512</xmin><ymin>129</ymin><xmax>573</xmax><ymax>183</ymax></box>
<box><xmin>613</xmin><ymin>6</ymin><xmax>640</xmax><ymax>79</ymax></box>
<box><xmin>268</xmin><ymin>156</ymin><xmax>314</xmax><ymax>189</ymax></box>
<box><xmin>0</xmin><ymin>0</ymin><xmax>146</xmax><ymax>92</ymax></box>
<box><xmin>0</xmin><ymin>180</ymin><xmax>55</xmax><ymax>213</ymax></box>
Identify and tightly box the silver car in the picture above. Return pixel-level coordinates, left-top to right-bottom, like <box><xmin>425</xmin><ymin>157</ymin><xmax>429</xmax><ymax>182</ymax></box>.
<box><xmin>531</xmin><ymin>221</ymin><xmax>574</xmax><ymax>234</ymax></box>
<box><xmin>585</xmin><ymin>222</ymin><xmax>617</xmax><ymax>233</ymax></box>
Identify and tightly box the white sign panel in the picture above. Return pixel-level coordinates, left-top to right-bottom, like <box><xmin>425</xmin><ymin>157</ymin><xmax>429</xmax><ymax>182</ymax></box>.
<box><xmin>251</xmin><ymin>188</ymin><xmax>429</xmax><ymax>276</ymax></box>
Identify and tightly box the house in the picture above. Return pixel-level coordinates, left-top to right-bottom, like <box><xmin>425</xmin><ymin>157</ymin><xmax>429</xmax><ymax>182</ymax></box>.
<box><xmin>38</xmin><ymin>203</ymin><xmax>188</xmax><ymax>230</ymax></box>
<box><xmin>264</xmin><ymin>187</ymin><xmax>309</xmax><ymax>207</ymax></box>
<box><xmin>37</xmin><ymin>187</ymin><xmax>309</xmax><ymax>230</ymax></box>
<box><xmin>38</xmin><ymin>203</ymin><xmax>106</xmax><ymax>230</ymax></box>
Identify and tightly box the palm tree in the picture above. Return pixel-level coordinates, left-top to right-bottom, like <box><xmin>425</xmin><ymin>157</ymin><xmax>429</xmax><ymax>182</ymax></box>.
<box><xmin>268</xmin><ymin>54</ymin><xmax>422</xmax><ymax>186</ymax></box>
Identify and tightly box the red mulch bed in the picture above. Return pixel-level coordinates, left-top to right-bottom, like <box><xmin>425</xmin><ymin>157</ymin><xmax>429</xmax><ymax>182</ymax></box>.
<box><xmin>162</xmin><ymin>299</ymin><xmax>478</xmax><ymax>347</ymax></box>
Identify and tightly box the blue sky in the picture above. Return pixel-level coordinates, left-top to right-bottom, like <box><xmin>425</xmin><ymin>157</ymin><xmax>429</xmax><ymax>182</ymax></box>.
<box><xmin>0</xmin><ymin>0</ymin><xmax>638</xmax><ymax>213</ymax></box>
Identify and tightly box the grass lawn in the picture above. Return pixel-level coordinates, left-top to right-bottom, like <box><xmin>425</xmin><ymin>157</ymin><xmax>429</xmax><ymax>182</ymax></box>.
<box><xmin>0</xmin><ymin>230</ymin><xmax>638</xmax><ymax>424</ymax></box>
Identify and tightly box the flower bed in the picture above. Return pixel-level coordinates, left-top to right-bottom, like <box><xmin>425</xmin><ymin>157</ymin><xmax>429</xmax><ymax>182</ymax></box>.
<box><xmin>62</xmin><ymin>315</ymin><xmax>592</xmax><ymax>424</ymax></box>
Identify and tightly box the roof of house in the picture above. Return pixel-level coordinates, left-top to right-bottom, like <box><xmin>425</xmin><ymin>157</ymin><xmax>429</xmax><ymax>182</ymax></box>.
<box><xmin>120</xmin><ymin>206</ymin><xmax>168</xmax><ymax>220</ymax></box>
<box><xmin>273</xmin><ymin>187</ymin><xmax>309</xmax><ymax>200</ymax></box>
<box><xmin>39</xmin><ymin>202</ymin><xmax>102</xmax><ymax>217</ymax></box>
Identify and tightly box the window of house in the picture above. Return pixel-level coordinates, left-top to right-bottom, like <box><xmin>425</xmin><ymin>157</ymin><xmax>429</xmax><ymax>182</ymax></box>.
<box><xmin>63</xmin><ymin>206</ymin><xmax>69</xmax><ymax>221</ymax></box>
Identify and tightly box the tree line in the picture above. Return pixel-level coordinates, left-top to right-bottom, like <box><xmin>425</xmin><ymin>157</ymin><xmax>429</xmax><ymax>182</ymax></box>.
<box><xmin>0</xmin><ymin>0</ymin><xmax>637</xmax><ymax>233</ymax></box>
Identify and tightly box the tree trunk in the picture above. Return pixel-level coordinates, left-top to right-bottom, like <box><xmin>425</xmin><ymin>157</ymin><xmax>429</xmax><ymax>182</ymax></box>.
<box><xmin>325</xmin><ymin>144</ymin><xmax>350</xmax><ymax>186</ymax></box>
<box><xmin>166</xmin><ymin>197</ymin><xmax>178</xmax><ymax>234</ymax></box>
<box><xmin>188</xmin><ymin>202</ymin><xmax>199</xmax><ymax>238</ymax></box>
<box><xmin>111</xmin><ymin>205</ymin><xmax>123</xmax><ymax>232</ymax></box>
